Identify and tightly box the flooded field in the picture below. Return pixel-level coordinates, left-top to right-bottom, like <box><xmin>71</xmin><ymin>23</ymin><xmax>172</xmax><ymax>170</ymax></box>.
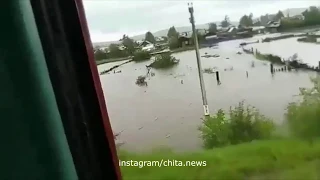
<box><xmin>98</xmin><ymin>35</ymin><xmax>318</xmax><ymax>152</ymax></box>
<box><xmin>247</xmin><ymin>34</ymin><xmax>320</xmax><ymax>67</ymax></box>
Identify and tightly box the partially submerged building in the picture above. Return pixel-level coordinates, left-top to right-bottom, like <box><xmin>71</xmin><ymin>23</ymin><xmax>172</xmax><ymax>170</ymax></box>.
<box><xmin>265</xmin><ymin>21</ymin><xmax>281</xmax><ymax>33</ymax></box>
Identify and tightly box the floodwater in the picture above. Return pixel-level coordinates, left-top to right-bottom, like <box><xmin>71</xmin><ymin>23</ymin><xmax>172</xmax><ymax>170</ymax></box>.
<box><xmin>246</xmin><ymin>34</ymin><xmax>320</xmax><ymax>67</ymax></box>
<box><xmin>98</xmin><ymin>35</ymin><xmax>318</xmax><ymax>152</ymax></box>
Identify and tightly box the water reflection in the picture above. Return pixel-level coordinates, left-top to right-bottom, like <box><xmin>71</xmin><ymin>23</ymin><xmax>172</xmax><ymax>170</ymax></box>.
<box><xmin>99</xmin><ymin>38</ymin><xmax>316</xmax><ymax>152</ymax></box>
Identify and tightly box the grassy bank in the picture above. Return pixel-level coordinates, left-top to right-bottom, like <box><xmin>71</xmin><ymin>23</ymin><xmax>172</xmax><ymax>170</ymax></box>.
<box><xmin>279</xmin><ymin>25</ymin><xmax>320</xmax><ymax>33</ymax></box>
<box><xmin>119</xmin><ymin>139</ymin><xmax>320</xmax><ymax>180</ymax></box>
<box><xmin>96</xmin><ymin>56</ymin><xmax>132</xmax><ymax>65</ymax></box>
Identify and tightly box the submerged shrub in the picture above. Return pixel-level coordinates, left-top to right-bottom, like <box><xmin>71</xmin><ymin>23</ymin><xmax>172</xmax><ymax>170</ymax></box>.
<box><xmin>132</xmin><ymin>50</ymin><xmax>151</xmax><ymax>62</ymax></box>
<box><xmin>285</xmin><ymin>77</ymin><xmax>320</xmax><ymax>143</ymax></box>
<box><xmin>199</xmin><ymin>101</ymin><xmax>275</xmax><ymax>149</ymax></box>
<box><xmin>148</xmin><ymin>53</ymin><xmax>179</xmax><ymax>69</ymax></box>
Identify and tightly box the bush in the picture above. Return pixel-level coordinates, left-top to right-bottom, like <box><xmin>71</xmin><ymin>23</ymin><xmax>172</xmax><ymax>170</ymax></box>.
<box><xmin>285</xmin><ymin>77</ymin><xmax>320</xmax><ymax>143</ymax></box>
<box><xmin>135</xmin><ymin>75</ymin><xmax>147</xmax><ymax>86</ymax></box>
<box><xmin>279</xmin><ymin>19</ymin><xmax>306</xmax><ymax>31</ymax></box>
<box><xmin>132</xmin><ymin>50</ymin><xmax>151</xmax><ymax>62</ymax></box>
<box><xmin>148</xmin><ymin>53</ymin><xmax>179</xmax><ymax>69</ymax></box>
<box><xmin>255</xmin><ymin>51</ymin><xmax>284</xmax><ymax>64</ymax></box>
<box><xmin>199</xmin><ymin>101</ymin><xmax>275</xmax><ymax>149</ymax></box>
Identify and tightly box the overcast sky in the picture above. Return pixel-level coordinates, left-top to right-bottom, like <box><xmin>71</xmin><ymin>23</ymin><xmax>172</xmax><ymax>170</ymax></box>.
<box><xmin>83</xmin><ymin>0</ymin><xmax>319</xmax><ymax>42</ymax></box>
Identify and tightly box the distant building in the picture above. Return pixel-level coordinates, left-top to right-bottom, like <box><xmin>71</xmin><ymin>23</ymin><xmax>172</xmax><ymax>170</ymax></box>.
<box><xmin>178</xmin><ymin>32</ymin><xmax>193</xmax><ymax>47</ymax></box>
<box><xmin>265</xmin><ymin>21</ymin><xmax>281</xmax><ymax>33</ymax></box>
<box><xmin>136</xmin><ymin>40</ymin><xmax>155</xmax><ymax>52</ymax></box>
<box><xmin>155</xmin><ymin>36</ymin><xmax>168</xmax><ymax>43</ymax></box>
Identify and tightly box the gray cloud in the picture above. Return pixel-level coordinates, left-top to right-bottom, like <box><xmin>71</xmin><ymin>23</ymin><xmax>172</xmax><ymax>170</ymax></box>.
<box><xmin>83</xmin><ymin>0</ymin><xmax>319</xmax><ymax>42</ymax></box>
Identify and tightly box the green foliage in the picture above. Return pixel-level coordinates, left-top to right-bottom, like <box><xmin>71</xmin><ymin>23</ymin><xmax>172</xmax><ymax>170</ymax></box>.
<box><xmin>280</xmin><ymin>19</ymin><xmax>305</xmax><ymax>30</ymax></box>
<box><xmin>303</xmin><ymin>6</ymin><xmax>320</xmax><ymax>26</ymax></box>
<box><xmin>132</xmin><ymin>51</ymin><xmax>151</xmax><ymax>62</ymax></box>
<box><xmin>286</xmin><ymin>77</ymin><xmax>320</xmax><ymax>143</ymax></box>
<box><xmin>208</xmin><ymin>23</ymin><xmax>217</xmax><ymax>34</ymax></box>
<box><xmin>108</xmin><ymin>43</ymin><xmax>128</xmax><ymax>58</ymax></box>
<box><xmin>167</xmin><ymin>26</ymin><xmax>179</xmax><ymax>38</ymax></box>
<box><xmin>122</xmin><ymin>34</ymin><xmax>136</xmax><ymax>55</ymax></box>
<box><xmin>221</xmin><ymin>15</ymin><xmax>231</xmax><ymax>28</ymax></box>
<box><xmin>280</xmin><ymin>6</ymin><xmax>320</xmax><ymax>30</ymax></box>
<box><xmin>239</xmin><ymin>13</ymin><xmax>253</xmax><ymax>27</ymax></box>
<box><xmin>148</xmin><ymin>53</ymin><xmax>179</xmax><ymax>69</ymax></box>
<box><xmin>199</xmin><ymin>101</ymin><xmax>275</xmax><ymax>149</ymax></box>
<box><xmin>94</xmin><ymin>49</ymin><xmax>107</xmax><ymax>61</ymax></box>
<box><xmin>145</xmin><ymin>31</ymin><xmax>156</xmax><ymax>44</ymax></box>
<box><xmin>168</xmin><ymin>36</ymin><xmax>180</xmax><ymax>50</ymax></box>
<box><xmin>255</xmin><ymin>51</ymin><xmax>284</xmax><ymax>64</ymax></box>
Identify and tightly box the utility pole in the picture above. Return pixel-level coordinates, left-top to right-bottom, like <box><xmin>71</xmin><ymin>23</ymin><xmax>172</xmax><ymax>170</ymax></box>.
<box><xmin>188</xmin><ymin>3</ymin><xmax>210</xmax><ymax>116</ymax></box>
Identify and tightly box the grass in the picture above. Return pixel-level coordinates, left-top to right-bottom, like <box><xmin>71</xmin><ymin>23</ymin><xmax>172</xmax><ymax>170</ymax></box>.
<box><xmin>118</xmin><ymin>139</ymin><xmax>320</xmax><ymax>180</ymax></box>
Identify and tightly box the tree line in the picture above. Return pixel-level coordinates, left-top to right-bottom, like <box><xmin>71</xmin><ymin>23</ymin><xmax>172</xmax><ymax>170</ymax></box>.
<box><xmin>236</xmin><ymin>6</ymin><xmax>320</xmax><ymax>29</ymax></box>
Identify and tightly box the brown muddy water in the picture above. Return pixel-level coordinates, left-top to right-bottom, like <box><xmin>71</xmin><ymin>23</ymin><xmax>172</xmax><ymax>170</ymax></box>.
<box><xmin>97</xmin><ymin>35</ymin><xmax>318</xmax><ymax>152</ymax></box>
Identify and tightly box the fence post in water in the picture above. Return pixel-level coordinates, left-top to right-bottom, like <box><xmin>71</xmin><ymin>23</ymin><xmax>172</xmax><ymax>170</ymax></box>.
<box><xmin>270</xmin><ymin>63</ymin><xmax>274</xmax><ymax>74</ymax></box>
<box><xmin>246</xmin><ymin>71</ymin><xmax>248</xmax><ymax>78</ymax></box>
<box><xmin>188</xmin><ymin>3</ymin><xmax>210</xmax><ymax>116</ymax></box>
<box><xmin>216</xmin><ymin>71</ymin><xmax>221</xmax><ymax>85</ymax></box>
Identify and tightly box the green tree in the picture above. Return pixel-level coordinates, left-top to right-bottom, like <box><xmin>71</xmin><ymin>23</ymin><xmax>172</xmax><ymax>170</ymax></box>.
<box><xmin>275</xmin><ymin>10</ymin><xmax>284</xmax><ymax>21</ymax></box>
<box><xmin>168</xmin><ymin>36</ymin><xmax>180</xmax><ymax>50</ymax></box>
<box><xmin>121</xmin><ymin>34</ymin><xmax>135</xmax><ymax>55</ymax></box>
<box><xmin>208</xmin><ymin>23</ymin><xmax>217</xmax><ymax>34</ymax></box>
<box><xmin>167</xmin><ymin>26</ymin><xmax>179</xmax><ymax>38</ymax></box>
<box><xmin>221</xmin><ymin>15</ymin><xmax>231</xmax><ymax>28</ymax></box>
<box><xmin>145</xmin><ymin>31</ymin><xmax>156</xmax><ymax>44</ymax></box>
<box><xmin>303</xmin><ymin>6</ymin><xmax>320</xmax><ymax>26</ymax></box>
<box><xmin>94</xmin><ymin>49</ymin><xmax>107</xmax><ymax>61</ymax></box>
<box><xmin>239</xmin><ymin>13</ymin><xmax>253</xmax><ymax>27</ymax></box>
<box><xmin>108</xmin><ymin>43</ymin><xmax>126</xmax><ymax>58</ymax></box>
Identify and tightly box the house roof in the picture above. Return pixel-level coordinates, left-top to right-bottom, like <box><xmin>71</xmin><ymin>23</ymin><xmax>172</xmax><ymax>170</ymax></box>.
<box><xmin>266</xmin><ymin>21</ymin><xmax>281</xmax><ymax>28</ymax></box>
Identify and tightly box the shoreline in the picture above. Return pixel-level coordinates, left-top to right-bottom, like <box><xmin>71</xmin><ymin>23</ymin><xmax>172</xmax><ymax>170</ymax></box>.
<box><xmin>96</xmin><ymin>26</ymin><xmax>320</xmax><ymax>66</ymax></box>
<box><xmin>96</xmin><ymin>47</ymin><xmax>196</xmax><ymax>66</ymax></box>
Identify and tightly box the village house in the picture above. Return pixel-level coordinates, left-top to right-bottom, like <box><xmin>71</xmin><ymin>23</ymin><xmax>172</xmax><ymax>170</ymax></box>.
<box><xmin>136</xmin><ymin>40</ymin><xmax>155</xmax><ymax>52</ymax></box>
<box><xmin>178</xmin><ymin>32</ymin><xmax>193</xmax><ymax>47</ymax></box>
<box><xmin>265</xmin><ymin>20</ymin><xmax>281</xmax><ymax>33</ymax></box>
